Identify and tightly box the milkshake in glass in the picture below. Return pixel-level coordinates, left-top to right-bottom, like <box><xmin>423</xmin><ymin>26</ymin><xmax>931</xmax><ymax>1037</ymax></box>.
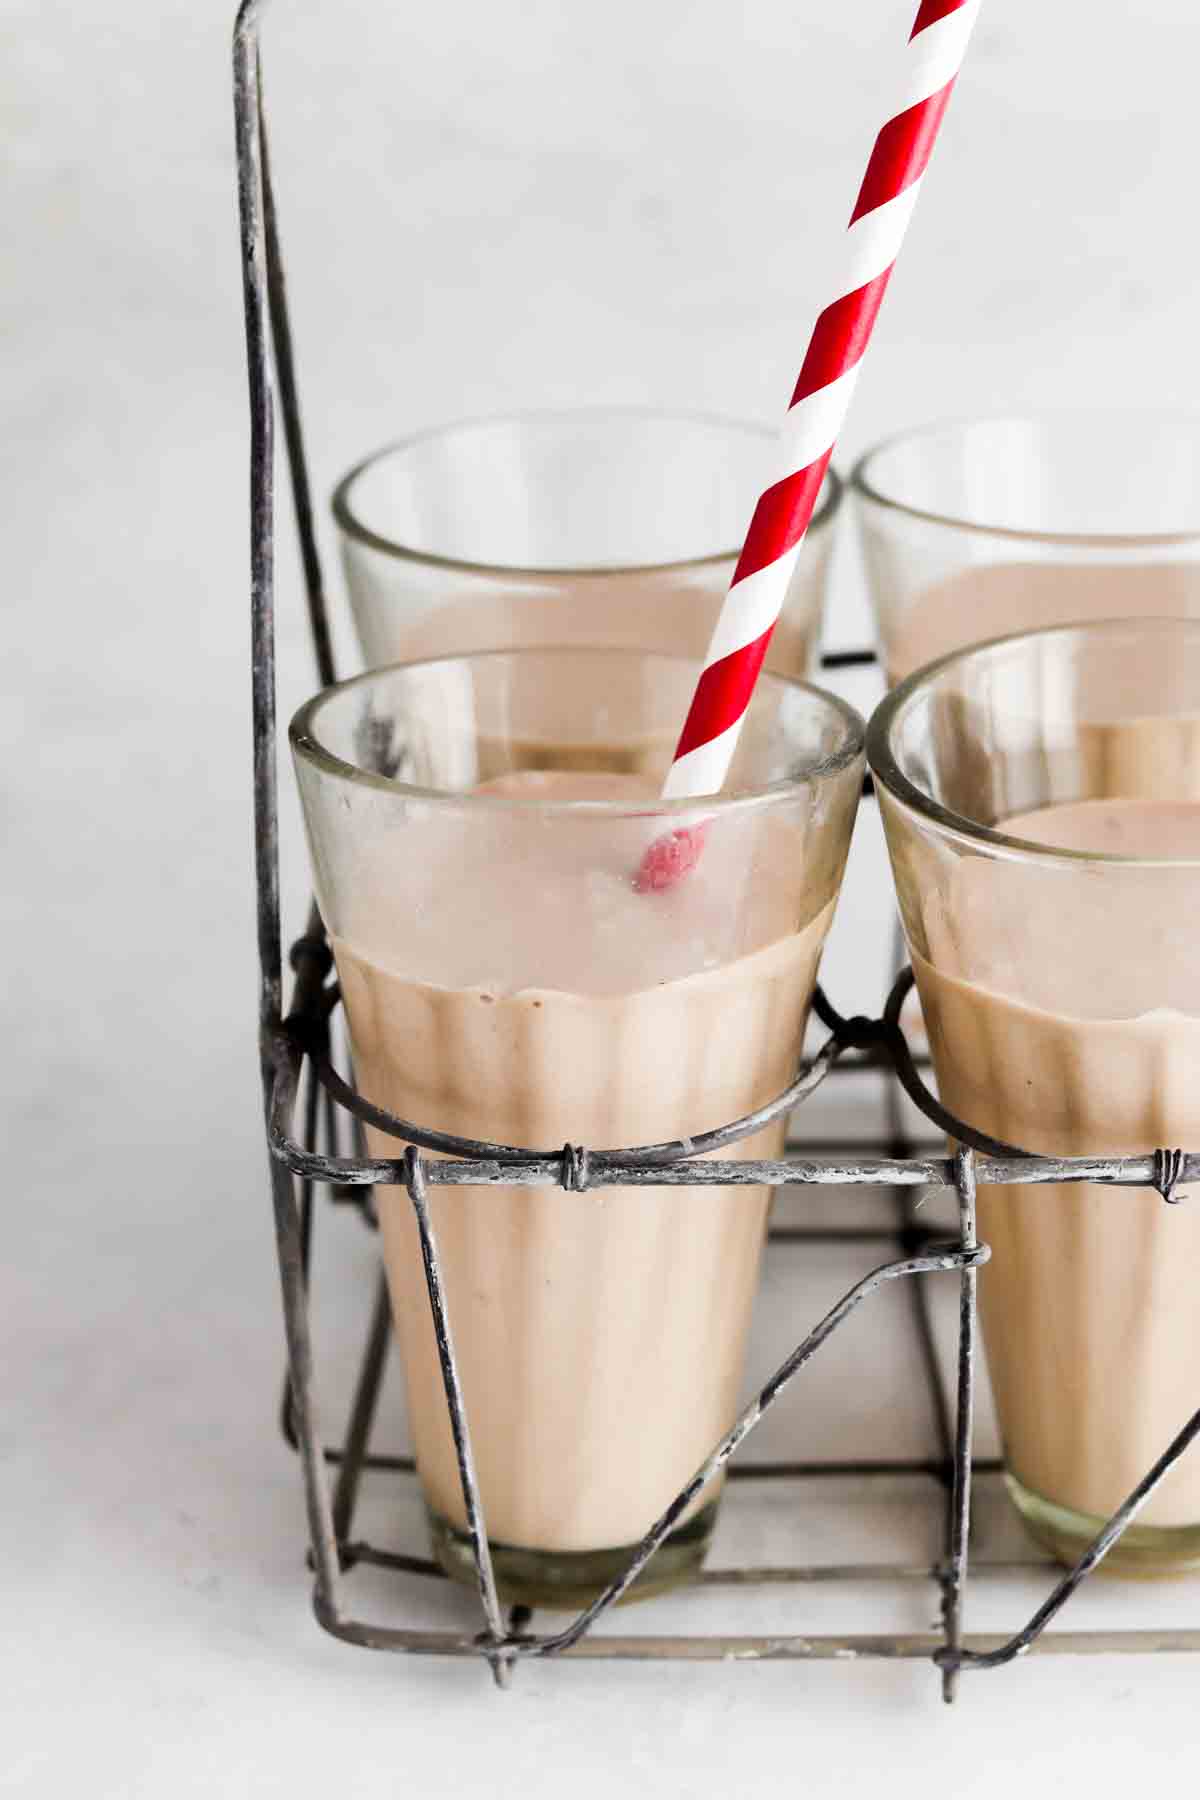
<box><xmin>334</xmin><ymin>412</ymin><xmax>839</xmax><ymax>680</ymax></box>
<box><xmin>870</xmin><ymin>620</ymin><xmax>1200</xmax><ymax>1573</ymax></box>
<box><xmin>852</xmin><ymin>416</ymin><xmax>1200</xmax><ymax>684</ymax></box>
<box><xmin>292</xmin><ymin>648</ymin><xmax>864</xmax><ymax>1605</ymax></box>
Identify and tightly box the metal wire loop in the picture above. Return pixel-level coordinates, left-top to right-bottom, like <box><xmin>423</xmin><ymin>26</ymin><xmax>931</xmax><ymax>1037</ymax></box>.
<box><xmin>273</xmin><ymin>953</ymin><xmax>1200</xmax><ymax>1204</ymax></box>
<box><xmin>295</xmin><ymin>978</ymin><xmax>853</xmax><ymax>1167</ymax></box>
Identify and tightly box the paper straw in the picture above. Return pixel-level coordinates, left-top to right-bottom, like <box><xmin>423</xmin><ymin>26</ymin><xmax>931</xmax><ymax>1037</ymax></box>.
<box><xmin>654</xmin><ymin>0</ymin><xmax>982</xmax><ymax>821</ymax></box>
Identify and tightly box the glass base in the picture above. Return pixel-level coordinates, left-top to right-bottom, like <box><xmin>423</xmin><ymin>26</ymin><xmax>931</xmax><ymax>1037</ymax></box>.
<box><xmin>1006</xmin><ymin>1473</ymin><xmax>1200</xmax><ymax>1578</ymax></box>
<box><xmin>429</xmin><ymin>1500</ymin><xmax>718</xmax><ymax>1611</ymax></box>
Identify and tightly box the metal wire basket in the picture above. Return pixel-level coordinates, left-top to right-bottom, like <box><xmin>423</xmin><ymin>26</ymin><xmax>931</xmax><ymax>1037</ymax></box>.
<box><xmin>233</xmin><ymin>0</ymin><xmax>1200</xmax><ymax>1699</ymax></box>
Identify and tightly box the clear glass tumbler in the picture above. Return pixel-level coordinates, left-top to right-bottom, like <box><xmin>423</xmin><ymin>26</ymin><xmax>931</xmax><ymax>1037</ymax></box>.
<box><xmin>333</xmin><ymin>410</ymin><xmax>840</xmax><ymax>677</ymax></box>
<box><xmin>852</xmin><ymin>415</ymin><xmax>1200</xmax><ymax>684</ymax></box>
<box><xmin>870</xmin><ymin>619</ymin><xmax>1200</xmax><ymax>1574</ymax></box>
<box><xmin>291</xmin><ymin>647</ymin><xmax>864</xmax><ymax>1607</ymax></box>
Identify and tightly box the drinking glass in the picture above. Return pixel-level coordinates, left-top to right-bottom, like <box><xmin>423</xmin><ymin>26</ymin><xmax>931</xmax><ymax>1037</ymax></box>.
<box><xmin>870</xmin><ymin>619</ymin><xmax>1200</xmax><ymax>1573</ymax></box>
<box><xmin>852</xmin><ymin>415</ymin><xmax>1200</xmax><ymax>684</ymax></box>
<box><xmin>334</xmin><ymin>410</ymin><xmax>840</xmax><ymax>675</ymax></box>
<box><xmin>291</xmin><ymin>647</ymin><xmax>864</xmax><ymax>1606</ymax></box>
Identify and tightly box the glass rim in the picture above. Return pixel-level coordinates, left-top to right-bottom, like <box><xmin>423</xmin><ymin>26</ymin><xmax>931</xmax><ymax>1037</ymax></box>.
<box><xmin>331</xmin><ymin>406</ymin><xmax>844</xmax><ymax>576</ymax></box>
<box><xmin>850</xmin><ymin>410</ymin><xmax>1200</xmax><ymax>548</ymax></box>
<box><xmin>867</xmin><ymin>617</ymin><xmax>1200</xmax><ymax>868</ymax></box>
<box><xmin>290</xmin><ymin>646</ymin><xmax>866</xmax><ymax>819</ymax></box>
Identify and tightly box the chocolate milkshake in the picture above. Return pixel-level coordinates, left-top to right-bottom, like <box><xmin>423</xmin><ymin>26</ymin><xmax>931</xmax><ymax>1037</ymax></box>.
<box><xmin>916</xmin><ymin>798</ymin><xmax>1200</xmax><ymax>1568</ymax></box>
<box><xmin>872</xmin><ymin>620</ymin><xmax>1200</xmax><ymax>1573</ymax></box>
<box><xmin>334</xmin><ymin>779</ymin><xmax>834</xmax><ymax>1580</ymax></box>
<box><xmin>334</xmin><ymin>415</ymin><xmax>836</xmax><ymax>682</ymax></box>
<box><xmin>853</xmin><ymin>414</ymin><xmax>1200</xmax><ymax>687</ymax></box>
<box><xmin>292</xmin><ymin>650</ymin><xmax>864</xmax><ymax>1605</ymax></box>
<box><xmin>348</xmin><ymin>565</ymin><xmax>820</xmax><ymax>682</ymax></box>
<box><xmin>887</xmin><ymin>561</ymin><xmax>1200</xmax><ymax>686</ymax></box>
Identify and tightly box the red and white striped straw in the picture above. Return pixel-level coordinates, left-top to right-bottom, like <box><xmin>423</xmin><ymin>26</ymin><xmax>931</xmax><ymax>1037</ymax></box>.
<box><xmin>661</xmin><ymin>0</ymin><xmax>981</xmax><ymax>806</ymax></box>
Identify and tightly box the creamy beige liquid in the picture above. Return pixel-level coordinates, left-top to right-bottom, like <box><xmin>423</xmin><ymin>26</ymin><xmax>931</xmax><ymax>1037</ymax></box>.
<box><xmin>887</xmin><ymin>566</ymin><xmax>1200</xmax><ymax>1052</ymax></box>
<box><xmin>915</xmin><ymin>798</ymin><xmax>1200</xmax><ymax>1527</ymax></box>
<box><xmin>333</xmin><ymin>772</ymin><xmax>833</xmax><ymax>1553</ymax></box>
<box><xmin>359</xmin><ymin>578</ymin><xmax>817</xmax><ymax>680</ymax></box>
<box><xmin>888</xmin><ymin>561</ymin><xmax>1200</xmax><ymax>685</ymax></box>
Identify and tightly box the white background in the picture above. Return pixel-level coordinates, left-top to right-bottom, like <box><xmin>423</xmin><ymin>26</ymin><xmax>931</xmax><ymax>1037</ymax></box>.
<box><xmin>6</xmin><ymin>0</ymin><xmax>1200</xmax><ymax>1793</ymax></box>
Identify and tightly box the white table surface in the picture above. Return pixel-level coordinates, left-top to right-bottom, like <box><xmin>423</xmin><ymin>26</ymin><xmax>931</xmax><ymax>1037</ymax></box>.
<box><xmin>7</xmin><ymin>1</ymin><xmax>1200</xmax><ymax>1792</ymax></box>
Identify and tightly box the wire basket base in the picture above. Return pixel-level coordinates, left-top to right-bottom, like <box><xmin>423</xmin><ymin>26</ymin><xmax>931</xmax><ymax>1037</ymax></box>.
<box><xmin>278</xmin><ymin>1071</ymin><xmax>1200</xmax><ymax>1692</ymax></box>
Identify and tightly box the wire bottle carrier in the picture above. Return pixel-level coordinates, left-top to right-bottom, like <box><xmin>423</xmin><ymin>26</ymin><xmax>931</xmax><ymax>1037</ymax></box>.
<box><xmin>233</xmin><ymin>0</ymin><xmax>1200</xmax><ymax>1698</ymax></box>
